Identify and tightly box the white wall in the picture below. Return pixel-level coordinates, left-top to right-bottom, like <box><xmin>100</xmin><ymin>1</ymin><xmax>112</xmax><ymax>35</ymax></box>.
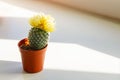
<box><xmin>49</xmin><ymin>0</ymin><xmax>120</xmax><ymax>19</ymax></box>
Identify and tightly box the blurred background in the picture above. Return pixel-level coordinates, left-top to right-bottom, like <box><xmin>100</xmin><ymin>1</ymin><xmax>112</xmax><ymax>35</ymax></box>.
<box><xmin>47</xmin><ymin>0</ymin><xmax>120</xmax><ymax>19</ymax></box>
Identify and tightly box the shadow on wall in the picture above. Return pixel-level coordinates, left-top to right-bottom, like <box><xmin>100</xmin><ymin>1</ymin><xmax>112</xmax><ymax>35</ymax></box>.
<box><xmin>0</xmin><ymin>60</ymin><xmax>120</xmax><ymax>80</ymax></box>
<box><xmin>0</xmin><ymin>17</ymin><xmax>30</xmax><ymax>40</ymax></box>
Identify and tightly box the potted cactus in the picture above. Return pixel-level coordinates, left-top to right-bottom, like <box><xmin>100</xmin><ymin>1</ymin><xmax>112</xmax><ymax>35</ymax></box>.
<box><xmin>18</xmin><ymin>13</ymin><xmax>55</xmax><ymax>73</ymax></box>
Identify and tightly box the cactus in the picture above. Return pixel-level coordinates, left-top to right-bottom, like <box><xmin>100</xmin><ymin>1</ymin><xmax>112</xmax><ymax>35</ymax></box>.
<box><xmin>28</xmin><ymin>27</ymin><xmax>49</xmax><ymax>50</ymax></box>
<box><xmin>21</xmin><ymin>13</ymin><xmax>55</xmax><ymax>50</ymax></box>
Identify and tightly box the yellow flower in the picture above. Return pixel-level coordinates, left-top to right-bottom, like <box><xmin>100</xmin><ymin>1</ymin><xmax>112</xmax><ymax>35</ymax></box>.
<box><xmin>29</xmin><ymin>14</ymin><xmax>55</xmax><ymax>32</ymax></box>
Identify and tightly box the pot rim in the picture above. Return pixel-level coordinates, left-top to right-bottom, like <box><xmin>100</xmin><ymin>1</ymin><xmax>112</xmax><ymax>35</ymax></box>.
<box><xmin>18</xmin><ymin>38</ymin><xmax>48</xmax><ymax>51</ymax></box>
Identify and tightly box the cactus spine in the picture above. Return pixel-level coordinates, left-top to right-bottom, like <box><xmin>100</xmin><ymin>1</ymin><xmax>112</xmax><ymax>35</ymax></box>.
<box><xmin>28</xmin><ymin>27</ymin><xmax>49</xmax><ymax>50</ymax></box>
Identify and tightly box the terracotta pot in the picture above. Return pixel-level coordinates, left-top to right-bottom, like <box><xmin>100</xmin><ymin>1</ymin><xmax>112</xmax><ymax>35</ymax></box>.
<box><xmin>18</xmin><ymin>38</ymin><xmax>47</xmax><ymax>73</ymax></box>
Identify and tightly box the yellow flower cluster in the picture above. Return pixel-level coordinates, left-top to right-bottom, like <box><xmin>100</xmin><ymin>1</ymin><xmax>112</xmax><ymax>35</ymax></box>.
<box><xmin>29</xmin><ymin>14</ymin><xmax>55</xmax><ymax>32</ymax></box>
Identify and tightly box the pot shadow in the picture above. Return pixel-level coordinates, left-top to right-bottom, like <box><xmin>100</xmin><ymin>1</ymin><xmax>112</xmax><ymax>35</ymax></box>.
<box><xmin>0</xmin><ymin>60</ymin><xmax>120</xmax><ymax>80</ymax></box>
<box><xmin>0</xmin><ymin>60</ymin><xmax>22</xmax><ymax>73</ymax></box>
<box><xmin>0</xmin><ymin>60</ymin><xmax>24</xmax><ymax>79</ymax></box>
<box><xmin>16</xmin><ymin>69</ymin><xmax>120</xmax><ymax>80</ymax></box>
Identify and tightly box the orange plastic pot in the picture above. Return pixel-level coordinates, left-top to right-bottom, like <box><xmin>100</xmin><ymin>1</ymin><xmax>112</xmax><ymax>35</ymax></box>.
<box><xmin>18</xmin><ymin>38</ymin><xmax>47</xmax><ymax>73</ymax></box>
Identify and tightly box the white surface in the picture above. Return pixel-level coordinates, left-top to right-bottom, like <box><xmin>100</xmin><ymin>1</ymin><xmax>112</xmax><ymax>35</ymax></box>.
<box><xmin>0</xmin><ymin>0</ymin><xmax>120</xmax><ymax>80</ymax></box>
<box><xmin>0</xmin><ymin>40</ymin><xmax>120</xmax><ymax>80</ymax></box>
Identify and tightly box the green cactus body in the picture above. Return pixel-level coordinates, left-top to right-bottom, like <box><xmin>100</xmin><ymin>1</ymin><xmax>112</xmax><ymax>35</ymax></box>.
<box><xmin>28</xmin><ymin>27</ymin><xmax>49</xmax><ymax>50</ymax></box>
